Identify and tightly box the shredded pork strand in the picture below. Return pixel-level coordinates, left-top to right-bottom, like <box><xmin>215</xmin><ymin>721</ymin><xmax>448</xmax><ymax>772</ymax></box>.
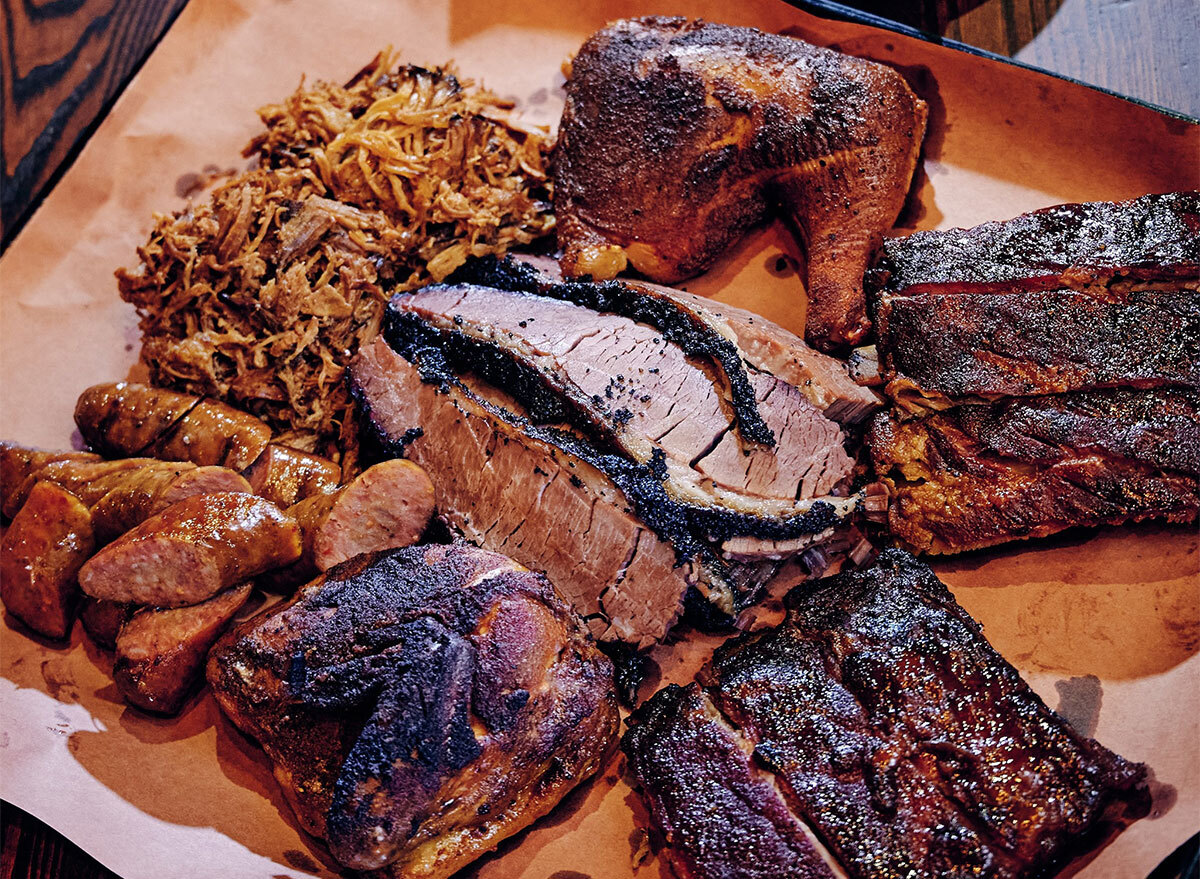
<box><xmin>117</xmin><ymin>54</ymin><xmax>555</xmax><ymax>463</ymax></box>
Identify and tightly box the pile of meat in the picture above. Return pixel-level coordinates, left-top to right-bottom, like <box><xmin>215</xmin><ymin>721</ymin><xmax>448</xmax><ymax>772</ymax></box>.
<box><xmin>117</xmin><ymin>56</ymin><xmax>555</xmax><ymax>460</ymax></box>
<box><xmin>866</xmin><ymin>192</ymin><xmax>1200</xmax><ymax>553</ymax></box>
<box><xmin>350</xmin><ymin>256</ymin><xmax>881</xmax><ymax>647</ymax></box>
<box><xmin>624</xmin><ymin>549</ymin><xmax>1151</xmax><ymax>879</ymax></box>
<box><xmin>1</xmin><ymin>382</ymin><xmax>435</xmax><ymax>713</ymax></box>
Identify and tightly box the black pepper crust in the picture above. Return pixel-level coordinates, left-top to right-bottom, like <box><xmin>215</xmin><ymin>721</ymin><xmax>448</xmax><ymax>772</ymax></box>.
<box><xmin>449</xmin><ymin>254</ymin><xmax>776</xmax><ymax>446</ymax></box>
<box><xmin>379</xmin><ymin>309</ymin><xmax>842</xmax><ymax>551</ymax></box>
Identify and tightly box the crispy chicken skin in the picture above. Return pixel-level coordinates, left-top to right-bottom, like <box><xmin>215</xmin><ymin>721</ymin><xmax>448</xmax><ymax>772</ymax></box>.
<box><xmin>207</xmin><ymin>543</ymin><xmax>619</xmax><ymax>879</ymax></box>
<box><xmin>554</xmin><ymin>17</ymin><xmax>926</xmax><ymax>351</ymax></box>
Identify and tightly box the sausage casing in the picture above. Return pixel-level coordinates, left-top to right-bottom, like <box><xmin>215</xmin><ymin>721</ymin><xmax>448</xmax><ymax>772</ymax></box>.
<box><xmin>242</xmin><ymin>444</ymin><xmax>341</xmax><ymax>508</ymax></box>
<box><xmin>0</xmin><ymin>482</ymin><xmax>95</xmax><ymax>639</ymax></box>
<box><xmin>113</xmin><ymin>584</ymin><xmax>252</xmax><ymax>714</ymax></box>
<box><xmin>79</xmin><ymin>491</ymin><xmax>301</xmax><ymax>607</ymax></box>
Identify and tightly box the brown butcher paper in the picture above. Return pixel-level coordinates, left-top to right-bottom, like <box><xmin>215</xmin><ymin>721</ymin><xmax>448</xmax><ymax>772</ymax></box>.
<box><xmin>0</xmin><ymin>1</ymin><xmax>1197</xmax><ymax>877</ymax></box>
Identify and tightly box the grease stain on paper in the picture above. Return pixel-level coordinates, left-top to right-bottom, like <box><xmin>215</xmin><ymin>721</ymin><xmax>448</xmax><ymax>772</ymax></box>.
<box><xmin>1053</xmin><ymin>675</ymin><xmax>1102</xmax><ymax>737</ymax></box>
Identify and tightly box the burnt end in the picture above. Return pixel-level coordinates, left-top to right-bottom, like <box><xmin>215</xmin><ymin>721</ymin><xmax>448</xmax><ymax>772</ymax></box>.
<box><xmin>869</xmin><ymin>390</ymin><xmax>1200</xmax><ymax>554</ymax></box>
<box><xmin>879</xmin><ymin>287</ymin><xmax>1200</xmax><ymax>402</ymax></box>
<box><xmin>629</xmin><ymin>551</ymin><xmax>1149</xmax><ymax>879</ymax></box>
<box><xmin>870</xmin><ymin>190</ymin><xmax>1200</xmax><ymax>296</ymax></box>
<box><xmin>207</xmin><ymin>543</ymin><xmax>619</xmax><ymax>877</ymax></box>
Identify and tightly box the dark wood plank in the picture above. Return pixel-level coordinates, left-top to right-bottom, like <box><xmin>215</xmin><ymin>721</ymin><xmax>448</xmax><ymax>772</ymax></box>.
<box><xmin>1</xmin><ymin>802</ymin><xmax>118</xmax><ymax>879</ymax></box>
<box><xmin>0</xmin><ymin>0</ymin><xmax>189</xmax><ymax>245</ymax></box>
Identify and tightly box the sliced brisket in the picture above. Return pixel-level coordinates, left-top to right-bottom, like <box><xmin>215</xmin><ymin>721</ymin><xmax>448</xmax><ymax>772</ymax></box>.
<box><xmin>450</xmin><ymin>254</ymin><xmax>881</xmax><ymax>425</ymax></box>
<box><xmin>350</xmin><ymin>338</ymin><xmax>692</xmax><ymax>646</ymax></box>
<box><xmin>868</xmin><ymin>389</ymin><xmax>1200</xmax><ymax>554</ymax></box>
<box><xmin>624</xmin><ymin>550</ymin><xmax>1150</xmax><ymax>879</ymax></box>
<box><xmin>390</xmin><ymin>284</ymin><xmax>854</xmax><ymax>517</ymax></box>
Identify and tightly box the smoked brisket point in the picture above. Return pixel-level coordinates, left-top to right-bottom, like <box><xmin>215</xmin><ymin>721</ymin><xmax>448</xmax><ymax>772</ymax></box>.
<box><xmin>207</xmin><ymin>544</ymin><xmax>619</xmax><ymax>879</ymax></box>
<box><xmin>623</xmin><ymin>550</ymin><xmax>1150</xmax><ymax>879</ymax></box>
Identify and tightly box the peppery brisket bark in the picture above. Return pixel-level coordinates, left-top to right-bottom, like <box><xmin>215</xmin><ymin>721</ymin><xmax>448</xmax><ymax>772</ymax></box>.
<box><xmin>623</xmin><ymin>550</ymin><xmax>1150</xmax><ymax>879</ymax></box>
<box><xmin>352</xmin><ymin>268</ymin><xmax>872</xmax><ymax>644</ymax></box>
<box><xmin>350</xmin><ymin>337</ymin><xmax>857</xmax><ymax>645</ymax></box>
<box><xmin>390</xmin><ymin>284</ymin><xmax>855</xmax><ymax>518</ymax></box>
<box><xmin>449</xmin><ymin>254</ymin><xmax>881</xmax><ymax>426</ymax></box>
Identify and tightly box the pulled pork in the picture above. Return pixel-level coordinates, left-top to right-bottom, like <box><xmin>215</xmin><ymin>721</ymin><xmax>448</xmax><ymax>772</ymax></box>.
<box><xmin>118</xmin><ymin>56</ymin><xmax>554</xmax><ymax>461</ymax></box>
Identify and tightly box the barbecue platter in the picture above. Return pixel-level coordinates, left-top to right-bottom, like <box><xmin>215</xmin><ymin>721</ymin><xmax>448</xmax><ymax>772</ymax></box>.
<box><xmin>0</xmin><ymin>3</ymin><xmax>1196</xmax><ymax>878</ymax></box>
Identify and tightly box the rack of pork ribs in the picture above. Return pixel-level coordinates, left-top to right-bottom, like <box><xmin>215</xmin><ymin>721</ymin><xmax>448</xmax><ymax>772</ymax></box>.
<box><xmin>350</xmin><ymin>255</ymin><xmax>881</xmax><ymax>649</ymax></box>
<box><xmin>865</xmin><ymin>191</ymin><xmax>1200</xmax><ymax>554</ymax></box>
<box><xmin>623</xmin><ymin>549</ymin><xmax>1151</xmax><ymax>879</ymax></box>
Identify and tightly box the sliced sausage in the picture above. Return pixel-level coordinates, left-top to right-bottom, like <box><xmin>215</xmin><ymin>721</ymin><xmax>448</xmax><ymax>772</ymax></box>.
<box><xmin>290</xmin><ymin>459</ymin><xmax>435</xmax><ymax>576</ymax></box>
<box><xmin>78</xmin><ymin>492</ymin><xmax>301</xmax><ymax>607</ymax></box>
<box><xmin>90</xmin><ymin>464</ymin><xmax>251</xmax><ymax>543</ymax></box>
<box><xmin>242</xmin><ymin>444</ymin><xmax>341</xmax><ymax>508</ymax></box>
<box><xmin>28</xmin><ymin>457</ymin><xmax>172</xmax><ymax>501</ymax></box>
<box><xmin>113</xmin><ymin>584</ymin><xmax>252</xmax><ymax>714</ymax></box>
<box><xmin>1</xmin><ymin>443</ymin><xmax>101</xmax><ymax>519</ymax></box>
<box><xmin>152</xmin><ymin>399</ymin><xmax>272</xmax><ymax>471</ymax></box>
<box><xmin>0</xmin><ymin>482</ymin><xmax>95</xmax><ymax>639</ymax></box>
<box><xmin>79</xmin><ymin>597</ymin><xmax>137</xmax><ymax>650</ymax></box>
<box><xmin>74</xmin><ymin>382</ymin><xmax>271</xmax><ymax>470</ymax></box>
<box><xmin>74</xmin><ymin>382</ymin><xmax>197</xmax><ymax>458</ymax></box>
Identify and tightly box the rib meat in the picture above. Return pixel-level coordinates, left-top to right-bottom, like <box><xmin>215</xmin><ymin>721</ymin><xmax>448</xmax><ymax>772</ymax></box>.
<box><xmin>208</xmin><ymin>543</ymin><xmax>619</xmax><ymax>879</ymax></box>
<box><xmin>868</xmin><ymin>389</ymin><xmax>1200</xmax><ymax>554</ymax></box>
<box><xmin>554</xmin><ymin>17</ymin><xmax>926</xmax><ymax>351</ymax></box>
<box><xmin>624</xmin><ymin>550</ymin><xmax>1150</xmax><ymax>879</ymax></box>
<box><xmin>868</xmin><ymin>191</ymin><xmax>1200</xmax><ymax>297</ymax></box>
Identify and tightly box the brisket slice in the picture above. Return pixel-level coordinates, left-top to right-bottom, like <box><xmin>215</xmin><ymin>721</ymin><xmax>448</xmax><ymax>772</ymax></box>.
<box><xmin>868</xmin><ymin>389</ymin><xmax>1200</xmax><ymax>554</ymax></box>
<box><xmin>624</xmin><ymin>550</ymin><xmax>1150</xmax><ymax>879</ymax></box>
<box><xmin>877</xmin><ymin>287</ymin><xmax>1199</xmax><ymax>411</ymax></box>
<box><xmin>450</xmin><ymin>254</ymin><xmax>881</xmax><ymax>425</ymax></box>
<box><xmin>869</xmin><ymin>190</ymin><xmax>1200</xmax><ymax>297</ymax></box>
<box><xmin>390</xmin><ymin>284</ymin><xmax>854</xmax><ymax>518</ymax></box>
<box><xmin>351</xmin><ymin>338</ymin><xmax>691</xmax><ymax>646</ymax></box>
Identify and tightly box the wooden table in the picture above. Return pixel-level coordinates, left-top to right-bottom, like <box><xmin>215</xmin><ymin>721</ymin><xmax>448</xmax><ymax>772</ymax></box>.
<box><xmin>1</xmin><ymin>1</ymin><xmax>1197</xmax><ymax>877</ymax></box>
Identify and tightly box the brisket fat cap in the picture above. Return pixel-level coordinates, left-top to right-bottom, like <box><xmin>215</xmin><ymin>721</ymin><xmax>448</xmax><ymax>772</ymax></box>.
<box><xmin>624</xmin><ymin>549</ymin><xmax>1150</xmax><ymax>879</ymax></box>
<box><xmin>207</xmin><ymin>543</ymin><xmax>619</xmax><ymax>877</ymax></box>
